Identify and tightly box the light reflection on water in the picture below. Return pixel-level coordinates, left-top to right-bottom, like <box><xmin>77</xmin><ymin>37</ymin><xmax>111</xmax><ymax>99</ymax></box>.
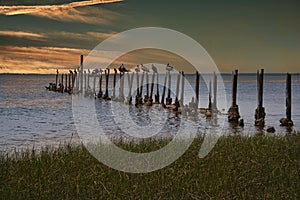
<box><xmin>0</xmin><ymin>74</ymin><xmax>299</xmax><ymax>152</ymax></box>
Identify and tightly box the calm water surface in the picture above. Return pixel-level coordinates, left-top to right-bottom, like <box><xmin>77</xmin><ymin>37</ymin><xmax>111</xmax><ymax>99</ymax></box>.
<box><xmin>0</xmin><ymin>74</ymin><xmax>299</xmax><ymax>152</ymax></box>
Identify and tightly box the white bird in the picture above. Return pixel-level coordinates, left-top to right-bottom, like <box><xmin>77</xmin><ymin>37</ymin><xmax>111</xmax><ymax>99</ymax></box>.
<box><xmin>152</xmin><ymin>64</ymin><xmax>158</xmax><ymax>73</ymax></box>
<box><xmin>135</xmin><ymin>65</ymin><xmax>140</xmax><ymax>73</ymax></box>
<box><xmin>166</xmin><ymin>63</ymin><xmax>173</xmax><ymax>71</ymax></box>
<box><xmin>98</xmin><ymin>68</ymin><xmax>103</xmax><ymax>74</ymax></box>
<box><xmin>141</xmin><ymin>64</ymin><xmax>150</xmax><ymax>73</ymax></box>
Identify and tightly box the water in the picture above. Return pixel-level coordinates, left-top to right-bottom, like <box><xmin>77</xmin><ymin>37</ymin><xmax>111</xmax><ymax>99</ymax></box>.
<box><xmin>0</xmin><ymin>73</ymin><xmax>299</xmax><ymax>152</ymax></box>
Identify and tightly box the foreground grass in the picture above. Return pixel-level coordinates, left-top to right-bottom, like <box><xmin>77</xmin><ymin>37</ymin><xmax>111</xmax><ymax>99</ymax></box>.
<box><xmin>0</xmin><ymin>133</ymin><xmax>299</xmax><ymax>199</ymax></box>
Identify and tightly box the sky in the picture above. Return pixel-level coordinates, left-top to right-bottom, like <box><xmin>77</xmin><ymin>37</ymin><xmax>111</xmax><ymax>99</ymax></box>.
<box><xmin>0</xmin><ymin>0</ymin><xmax>299</xmax><ymax>74</ymax></box>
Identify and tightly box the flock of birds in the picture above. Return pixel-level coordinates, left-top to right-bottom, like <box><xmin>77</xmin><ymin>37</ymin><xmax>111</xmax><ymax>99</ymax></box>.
<box><xmin>74</xmin><ymin>63</ymin><xmax>174</xmax><ymax>75</ymax></box>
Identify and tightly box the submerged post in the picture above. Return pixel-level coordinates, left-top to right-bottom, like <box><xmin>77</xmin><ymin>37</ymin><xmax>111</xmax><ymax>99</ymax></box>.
<box><xmin>98</xmin><ymin>73</ymin><xmax>103</xmax><ymax>98</ymax></box>
<box><xmin>180</xmin><ymin>71</ymin><xmax>185</xmax><ymax>106</ymax></box>
<box><xmin>212</xmin><ymin>72</ymin><xmax>217</xmax><ymax>112</ymax></box>
<box><xmin>228</xmin><ymin>69</ymin><xmax>241</xmax><ymax>122</ymax></box>
<box><xmin>280</xmin><ymin>73</ymin><xmax>294</xmax><ymax>126</ymax></box>
<box><xmin>255</xmin><ymin>69</ymin><xmax>266</xmax><ymax>127</ymax></box>
<box><xmin>112</xmin><ymin>68</ymin><xmax>117</xmax><ymax>100</ymax></box>
<box><xmin>174</xmin><ymin>72</ymin><xmax>181</xmax><ymax>109</ymax></box>
<box><xmin>55</xmin><ymin>69</ymin><xmax>58</xmax><ymax>91</ymax></box>
<box><xmin>103</xmin><ymin>69</ymin><xmax>110</xmax><ymax>100</ymax></box>
<box><xmin>161</xmin><ymin>72</ymin><xmax>168</xmax><ymax>106</ymax></box>
<box><xmin>166</xmin><ymin>71</ymin><xmax>172</xmax><ymax>105</ymax></box>
<box><xmin>119</xmin><ymin>71</ymin><xmax>125</xmax><ymax>102</ymax></box>
<box><xmin>68</xmin><ymin>73</ymin><xmax>71</xmax><ymax>93</ymax></box>
<box><xmin>61</xmin><ymin>73</ymin><xmax>64</xmax><ymax>93</ymax></box>
<box><xmin>195</xmin><ymin>71</ymin><xmax>200</xmax><ymax>109</ymax></box>
<box><xmin>80</xmin><ymin>55</ymin><xmax>83</xmax><ymax>93</ymax></box>
<box><xmin>64</xmin><ymin>74</ymin><xmax>68</xmax><ymax>93</ymax></box>
<box><xmin>126</xmin><ymin>72</ymin><xmax>134</xmax><ymax>104</ymax></box>
<box><xmin>155</xmin><ymin>72</ymin><xmax>160</xmax><ymax>104</ymax></box>
<box><xmin>208</xmin><ymin>80</ymin><xmax>212</xmax><ymax>111</ymax></box>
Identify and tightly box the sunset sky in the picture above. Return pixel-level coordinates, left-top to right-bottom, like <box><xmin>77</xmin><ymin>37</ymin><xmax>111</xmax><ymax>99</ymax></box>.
<box><xmin>0</xmin><ymin>0</ymin><xmax>299</xmax><ymax>74</ymax></box>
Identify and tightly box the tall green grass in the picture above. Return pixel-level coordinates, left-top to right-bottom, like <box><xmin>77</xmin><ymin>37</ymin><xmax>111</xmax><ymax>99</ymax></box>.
<box><xmin>1</xmin><ymin>133</ymin><xmax>299</xmax><ymax>199</ymax></box>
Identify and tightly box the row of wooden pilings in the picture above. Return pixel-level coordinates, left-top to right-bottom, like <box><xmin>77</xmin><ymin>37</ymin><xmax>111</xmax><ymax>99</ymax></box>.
<box><xmin>46</xmin><ymin>55</ymin><xmax>294</xmax><ymax>132</ymax></box>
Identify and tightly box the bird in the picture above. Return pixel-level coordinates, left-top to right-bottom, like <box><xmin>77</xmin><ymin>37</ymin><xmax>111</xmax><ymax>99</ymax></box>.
<box><xmin>135</xmin><ymin>65</ymin><xmax>140</xmax><ymax>73</ymax></box>
<box><xmin>141</xmin><ymin>64</ymin><xmax>150</xmax><ymax>73</ymax></box>
<box><xmin>152</xmin><ymin>64</ymin><xmax>158</xmax><ymax>73</ymax></box>
<box><xmin>98</xmin><ymin>68</ymin><xmax>103</xmax><ymax>74</ymax></box>
<box><xmin>69</xmin><ymin>70</ymin><xmax>73</xmax><ymax>74</ymax></box>
<box><xmin>118</xmin><ymin>64</ymin><xmax>128</xmax><ymax>73</ymax></box>
<box><xmin>166</xmin><ymin>63</ymin><xmax>173</xmax><ymax>71</ymax></box>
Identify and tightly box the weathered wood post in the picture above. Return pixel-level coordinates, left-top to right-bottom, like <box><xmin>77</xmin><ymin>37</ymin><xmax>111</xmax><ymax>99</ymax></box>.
<box><xmin>126</xmin><ymin>72</ymin><xmax>134</xmax><ymax>104</ymax></box>
<box><xmin>61</xmin><ymin>73</ymin><xmax>64</xmax><ymax>93</ymax></box>
<box><xmin>84</xmin><ymin>71</ymin><xmax>87</xmax><ymax>94</ymax></box>
<box><xmin>80</xmin><ymin>55</ymin><xmax>84</xmax><ymax>93</ymax></box>
<box><xmin>119</xmin><ymin>71</ymin><xmax>125</xmax><ymax>102</ymax></box>
<box><xmin>174</xmin><ymin>72</ymin><xmax>181</xmax><ymax>109</ymax></box>
<box><xmin>64</xmin><ymin>74</ymin><xmax>68</xmax><ymax>93</ymax></box>
<box><xmin>255</xmin><ymin>69</ymin><xmax>266</xmax><ymax>127</ymax></box>
<box><xmin>112</xmin><ymin>68</ymin><xmax>117</xmax><ymax>100</ymax></box>
<box><xmin>73</xmin><ymin>69</ymin><xmax>77</xmax><ymax>93</ymax></box>
<box><xmin>195</xmin><ymin>71</ymin><xmax>200</xmax><ymax>110</ymax></box>
<box><xmin>147</xmin><ymin>72</ymin><xmax>155</xmax><ymax>106</ymax></box>
<box><xmin>166</xmin><ymin>71</ymin><xmax>172</xmax><ymax>105</ymax></box>
<box><xmin>135</xmin><ymin>67</ymin><xmax>142</xmax><ymax>106</ymax></box>
<box><xmin>155</xmin><ymin>73</ymin><xmax>160</xmax><ymax>104</ymax></box>
<box><xmin>55</xmin><ymin>69</ymin><xmax>58</xmax><ymax>91</ymax></box>
<box><xmin>92</xmin><ymin>71</ymin><xmax>96</xmax><ymax>96</ymax></box>
<box><xmin>180</xmin><ymin>71</ymin><xmax>185</xmax><ymax>106</ymax></box>
<box><xmin>103</xmin><ymin>69</ymin><xmax>110</xmax><ymax>100</ymax></box>
<box><xmin>228</xmin><ymin>69</ymin><xmax>241</xmax><ymax>122</ymax></box>
<box><xmin>280</xmin><ymin>73</ymin><xmax>294</xmax><ymax>126</ymax></box>
<box><xmin>68</xmin><ymin>72</ymin><xmax>71</xmax><ymax>93</ymax></box>
<box><xmin>161</xmin><ymin>72</ymin><xmax>168</xmax><ymax>106</ymax></box>
<box><xmin>98</xmin><ymin>73</ymin><xmax>103</xmax><ymax>98</ymax></box>
<box><xmin>208</xmin><ymin>80</ymin><xmax>212</xmax><ymax>110</ymax></box>
<box><xmin>140</xmin><ymin>72</ymin><xmax>144</xmax><ymax>99</ymax></box>
<box><xmin>212</xmin><ymin>72</ymin><xmax>217</xmax><ymax>112</ymax></box>
<box><xmin>144</xmin><ymin>72</ymin><xmax>149</xmax><ymax>103</ymax></box>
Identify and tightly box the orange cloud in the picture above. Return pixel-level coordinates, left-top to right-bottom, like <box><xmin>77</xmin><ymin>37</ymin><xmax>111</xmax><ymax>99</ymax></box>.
<box><xmin>0</xmin><ymin>31</ymin><xmax>45</xmax><ymax>40</ymax></box>
<box><xmin>0</xmin><ymin>0</ymin><xmax>123</xmax><ymax>24</ymax></box>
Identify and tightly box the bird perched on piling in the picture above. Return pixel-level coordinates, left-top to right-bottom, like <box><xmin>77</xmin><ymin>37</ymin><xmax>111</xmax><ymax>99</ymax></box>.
<box><xmin>69</xmin><ymin>70</ymin><xmax>73</xmax><ymax>74</ymax></box>
<box><xmin>135</xmin><ymin>65</ymin><xmax>140</xmax><ymax>73</ymax></box>
<box><xmin>119</xmin><ymin>64</ymin><xmax>130</xmax><ymax>73</ymax></box>
<box><xmin>152</xmin><ymin>64</ymin><xmax>158</xmax><ymax>73</ymax></box>
<box><xmin>141</xmin><ymin>64</ymin><xmax>150</xmax><ymax>73</ymax></box>
<box><xmin>166</xmin><ymin>63</ymin><xmax>173</xmax><ymax>72</ymax></box>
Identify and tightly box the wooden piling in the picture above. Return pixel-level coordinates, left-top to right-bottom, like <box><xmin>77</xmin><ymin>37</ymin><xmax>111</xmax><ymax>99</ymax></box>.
<box><xmin>55</xmin><ymin>69</ymin><xmax>58</xmax><ymax>91</ymax></box>
<box><xmin>103</xmin><ymin>69</ymin><xmax>110</xmax><ymax>100</ymax></box>
<box><xmin>180</xmin><ymin>72</ymin><xmax>185</xmax><ymax>106</ymax></box>
<box><xmin>68</xmin><ymin>73</ymin><xmax>71</xmax><ymax>93</ymax></box>
<box><xmin>155</xmin><ymin>73</ymin><xmax>160</xmax><ymax>104</ymax></box>
<box><xmin>119</xmin><ymin>71</ymin><xmax>125</xmax><ymax>102</ymax></box>
<box><xmin>145</xmin><ymin>72</ymin><xmax>149</xmax><ymax>102</ymax></box>
<box><xmin>280</xmin><ymin>73</ymin><xmax>294</xmax><ymax>126</ymax></box>
<box><xmin>64</xmin><ymin>74</ymin><xmax>68</xmax><ymax>93</ymax></box>
<box><xmin>135</xmin><ymin>70</ymin><xmax>142</xmax><ymax>106</ymax></box>
<box><xmin>149</xmin><ymin>73</ymin><xmax>155</xmax><ymax>104</ymax></box>
<box><xmin>61</xmin><ymin>73</ymin><xmax>64</xmax><ymax>93</ymax></box>
<box><xmin>112</xmin><ymin>68</ymin><xmax>117</xmax><ymax>100</ymax></box>
<box><xmin>126</xmin><ymin>72</ymin><xmax>134</xmax><ymax>104</ymax></box>
<box><xmin>255</xmin><ymin>69</ymin><xmax>266</xmax><ymax>127</ymax></box>
<box><xmin>98</xmin><ymin>74</ymin><xmax>103</xmax><ymax>98</ymax></box>
<box><xmin>166</xmin><ymin>71</ymin><xmax>172</xmax><ymax>105</ymax></box>
<box><xmin>208</xmin><ymin>80</ymin><xmax>212</xmax><ymax>110</ymax></box>
<box><xmin>174</xmin><ymin>72</ymin><xmax>181</xmax><ymax>109</ymax></box>
<box><xmin>161</xmin><ymin>72</ymin><xmax>168</xmax><ymax>106</ymax></box>
<box><xmin>195</xmin><ymin>71</ymin><xmax>200</xmax><ymax>109</ymax></box>
<box><xmin>93</xmin><ymin>72</ymin><xmax>96</xmax><ymax>96</ymax></box>
<box><xmin>80</xmin><ymin>55</ymin><xmax>83</xmax><ymax>93</ymax></box>
<box><xmin>228</xmin><ymin>70</ymin><xmax>240</xmax><ymax>122</ymax></box>
<box><xmin>212</xmin><ymin>72</ymin><xmax>217</xmax><ymax>112</ymax></box>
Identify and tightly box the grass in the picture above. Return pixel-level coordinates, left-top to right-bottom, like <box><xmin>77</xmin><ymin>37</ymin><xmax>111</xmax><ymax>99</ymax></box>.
<box><xmin>0</xmin><ymin>133</ymin><xmax>299</xmax><ymax>199</ymax></box>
